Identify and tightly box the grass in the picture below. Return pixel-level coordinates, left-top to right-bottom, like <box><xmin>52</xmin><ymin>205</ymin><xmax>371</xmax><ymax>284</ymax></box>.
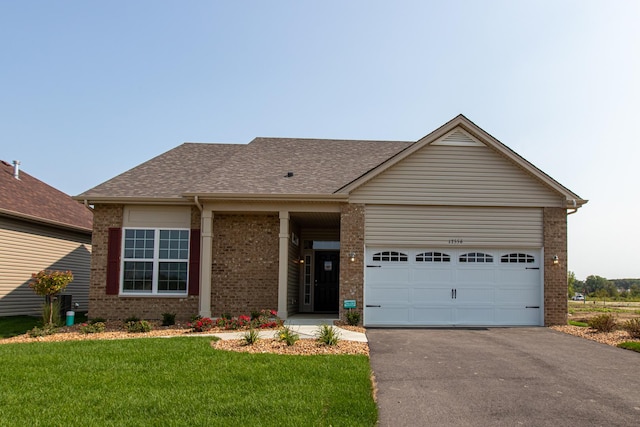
<box><xmin>0</xmin><ymin>337</ymin><xmax>377</xmax><ymax>426</ymax></box>
<box><xmin>0</xmin><ymin>316</ymin><xmax>40</xmax><ymax>338</ymax></box>
<box><xmin>617</xmin><ymin>342</ymin><xmax>640</xmax><ymax>353</ymax></box>
<box><xmin>568</xmin><ymin>320</ymin><xmax>589</xmax><ymax>327</ymax></box>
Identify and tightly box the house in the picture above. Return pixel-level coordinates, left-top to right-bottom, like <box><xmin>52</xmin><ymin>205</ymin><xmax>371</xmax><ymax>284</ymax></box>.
<box><xmin>0</xmin><ymin>160</ymin><xmax>93</xmax><ymax>316</ymax></box>
<box><xmin>76</xmin><ymin>115</ymin><xmax>586</xmax><ymax>326</ymax></box>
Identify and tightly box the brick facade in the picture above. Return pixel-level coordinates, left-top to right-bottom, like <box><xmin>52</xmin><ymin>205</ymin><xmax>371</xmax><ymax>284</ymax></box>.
<box><xmin>543</xmin><ymin>207</ymin><xmax>568</xmax><ymax>326</ymax></box>
<box><xmin>88</xmin><ymin>204</ymin><xmax>199</xmax><ymax>321</ymax></box>
<box><xmin>210</xmin><ymin>214</ymin><xmax>279</xmax><ymax>316</ymax></box>
<box><xmin>339</xmin><ymin>203</ymin><xmax>365</xmax><ymax>324</ymax></box>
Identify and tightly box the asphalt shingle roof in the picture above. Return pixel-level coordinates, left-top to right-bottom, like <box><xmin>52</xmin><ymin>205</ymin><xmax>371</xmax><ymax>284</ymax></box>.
<box><xmin>0</xmin><ymin>160</ymin><xmax>93</xmax><ymax>231</ymax></box>
<box><xmin>78</xmin><ymin>138</ymin><xmax>412</xmax><ymax>199</ymax></box>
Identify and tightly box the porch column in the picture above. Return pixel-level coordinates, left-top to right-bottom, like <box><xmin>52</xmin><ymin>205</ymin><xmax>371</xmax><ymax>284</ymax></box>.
<box><xmin>278</xmin><ymin>211</ymin><xmax>289</xmax><ymax>319</ymax></box>
<box><xmin>199</xmin><ymin>209</ymin><xmax>213</xmax><ymax>318</ymax></box>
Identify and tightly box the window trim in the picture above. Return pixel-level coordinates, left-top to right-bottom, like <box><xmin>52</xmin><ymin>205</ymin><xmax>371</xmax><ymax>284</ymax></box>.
<box><xmin>120</xmin><ymin>227</ymin><xmax>190</xmax><ymax>296</ymax></box>
<box><xmin>372</xmin><ymin>251</ymin><xmax>408</xmax><ymax>262</ymax></box>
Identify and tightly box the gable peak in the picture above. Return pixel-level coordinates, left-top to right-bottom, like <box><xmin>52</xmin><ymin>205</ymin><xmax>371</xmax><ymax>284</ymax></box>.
<box><xmin>432</xmin><ymin>127</ymin><xmax>484</xmax><ymax>147</ymax></box>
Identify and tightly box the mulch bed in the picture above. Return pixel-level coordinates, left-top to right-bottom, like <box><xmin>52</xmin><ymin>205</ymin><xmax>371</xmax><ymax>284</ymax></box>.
<box><xmin>0</xmin><ymin>321</ymin><xmax>370</xmax><ymax>356</ymax></box>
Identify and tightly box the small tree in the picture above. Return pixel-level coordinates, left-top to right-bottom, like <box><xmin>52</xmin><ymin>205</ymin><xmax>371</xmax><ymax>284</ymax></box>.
<box><xmin>29</xmin><ymin>270</ymin><xmax>74</xmax><ymax>326</ymax></box>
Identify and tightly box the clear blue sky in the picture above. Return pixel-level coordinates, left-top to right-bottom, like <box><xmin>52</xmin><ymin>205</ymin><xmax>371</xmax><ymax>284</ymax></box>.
<box><xmin>1</xmin><ymin>1</ymin><xmax>638</xmax><ymax>280</ymax></box>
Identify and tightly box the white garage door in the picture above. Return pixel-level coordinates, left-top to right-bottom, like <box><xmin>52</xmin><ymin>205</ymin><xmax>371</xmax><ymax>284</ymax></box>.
<box><xmin>364</xmin><ymin>248</ymin><xmax>542</xmax><ymax>326</ymax></box>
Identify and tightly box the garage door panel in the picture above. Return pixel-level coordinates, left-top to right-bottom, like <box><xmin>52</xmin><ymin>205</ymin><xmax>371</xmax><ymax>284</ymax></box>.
<box><xmin>413</xmin><ymin>287</ymin><xmax>453</xmax><ymax>301</ymax></box>
<box><xmin>496</xmin><ymin>308</ymin><xmax>540</xmax><ymax>325</ymax></box>
<box><xmin>367</xmin><ymin>268</ymin><xmax>410</xmax><ymax>284</ymax></box>
<box><xmin>457</xmin><ymin>269</ymin><xmax>496</xmax><ymax>283</ymax></box>
<box><xmin>456</xmin><ymin>287</ymin><xmax>495</xmax><ymax>304</ymax></box>
<box><xmin>496</xmin><ymin>288</ymin><xmax>539</xmax><ymax>304</ymax></box>
<box><xmin>455</xmin><ymin>307</ymin><xmax>495</xmax><ymax>324</ymax></box>
<box><xmin>412</xmin><ymin>307</ymin><xmax>454</xmax><ymax>324</ymax></box>
<box><xmin>411</xmin><ymin>268</ymin><xmax>454</xmax><ymax>283</ymax></box>
<box><xmin>368</xmin><ymin>287</ymin><xmax>410</xmax><ymax>304</ymax></box>
<box><xmin>366</xmin><ymin>307</ymin><xmax>410</xmax><ymax>324</ymax></box>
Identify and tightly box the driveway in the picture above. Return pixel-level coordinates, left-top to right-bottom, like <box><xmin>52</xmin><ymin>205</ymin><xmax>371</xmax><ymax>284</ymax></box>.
<box><xmin>367</xmin><ymin>328</ymin><xmax>640</xmax><ymax>426</ymax></box>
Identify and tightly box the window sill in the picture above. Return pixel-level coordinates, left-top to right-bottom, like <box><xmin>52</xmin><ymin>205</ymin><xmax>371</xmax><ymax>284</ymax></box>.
<box><xmin>118</xmin><ymin>293</ymin><xmax>190</xmax><ymax>298</ymax></box>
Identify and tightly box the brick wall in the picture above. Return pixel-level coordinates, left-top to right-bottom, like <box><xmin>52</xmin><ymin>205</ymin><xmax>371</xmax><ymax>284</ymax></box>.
<box><xmin>88</xmin><ymin>204</ymin><xmax>199</xmax><ymax>321</ymax></box>
<box><xmin>339</xmin><ymin>203</ymin><xmax>365</xmax><ymax>324</ymax></box>
<box><xmin>543</xmin><ymin>207</ymin><xmax>568</xmax><ymax>326</ymax></box>
<box><xmin>210</xmin><ymin>214</ymin><xmax>279</xmax><ymax>316</ymax></box>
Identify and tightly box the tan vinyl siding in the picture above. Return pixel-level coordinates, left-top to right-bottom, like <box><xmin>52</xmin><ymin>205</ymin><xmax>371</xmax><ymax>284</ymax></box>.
<box><xmin>0</xmin><ymin>217</ymin><xmax>91</xmax><ymax>316</ymax></box>
<box><xmin>365</xmin><ymin>205</ymin><xmax>542</xmax><ymax>247</ymax></box>
<box><xmin>350</xmin><ymin>144</ymin><xmax>564</xmax><ymax>207</ymax></box>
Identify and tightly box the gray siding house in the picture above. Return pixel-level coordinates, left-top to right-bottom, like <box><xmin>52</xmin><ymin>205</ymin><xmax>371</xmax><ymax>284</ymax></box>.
<box><xmin>0</xmin><ymin>160</ymin><xmax>93</xmax><ymax>316</ymax></box>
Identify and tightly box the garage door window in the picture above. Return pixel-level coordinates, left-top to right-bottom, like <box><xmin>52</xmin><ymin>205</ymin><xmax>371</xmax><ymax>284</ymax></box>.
<box><xmin>459</xmin><ymin>252</ymin><xmax>493</xmax><ymax>263</ymax></box>
<box><xmin>501</xmin><ymin>253</ymin><xmax>535</xmax><ymax>263</ymax></box>
<box><xmin>372</xmin><ymin>251</ymin><xmax>408</xmax><ymax>262</ymax></box>
<box><xmin>416</xmin><ymin>252</ymin><xmax>451</xmax><ymax>262</ymax></box>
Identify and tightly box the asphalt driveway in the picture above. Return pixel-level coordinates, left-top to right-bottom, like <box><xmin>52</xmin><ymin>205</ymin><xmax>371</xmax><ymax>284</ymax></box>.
<box><xmin>367</xmin><ymin>327</ymin><xmax>640</xmax><ymax>426</ymax></box>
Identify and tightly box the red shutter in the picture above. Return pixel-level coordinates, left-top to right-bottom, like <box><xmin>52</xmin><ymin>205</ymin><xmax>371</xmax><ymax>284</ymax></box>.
<box><xmin>188</xmin><ymin>229</ymin><xmax>201</xmax><ymax>295</ymax></box>
<box><xmin>106</xmin><ymin>228</ymin><xmax>122</xmax><ymax>295</ymax></box>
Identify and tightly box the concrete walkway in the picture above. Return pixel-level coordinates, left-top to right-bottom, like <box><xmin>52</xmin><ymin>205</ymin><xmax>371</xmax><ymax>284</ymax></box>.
<box><xmin>210</xmin><ymin>324</ymin><xmax>368</xmax><ymax>342</ymax></box>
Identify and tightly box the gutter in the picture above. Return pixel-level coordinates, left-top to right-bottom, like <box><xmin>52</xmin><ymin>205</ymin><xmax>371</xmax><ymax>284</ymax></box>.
<box><xmin>0</xmin><ymin>208</ymin><xmax>92</xmax><ymax>234</ymax></box>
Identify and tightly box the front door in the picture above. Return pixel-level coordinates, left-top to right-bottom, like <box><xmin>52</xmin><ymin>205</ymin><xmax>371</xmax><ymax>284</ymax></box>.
<box><xmin>314</xmin><ymin>251</ymin><xmax>339</xmax><ymax>312</ymax></box>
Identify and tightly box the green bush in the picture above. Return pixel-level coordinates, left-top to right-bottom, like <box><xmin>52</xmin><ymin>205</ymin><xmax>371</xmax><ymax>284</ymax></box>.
<box><xmin>588</xmin><ymin>313</ymin><xmax>617</xmax><ymax>332</ymax></box>
<box><xmin>125</xmin><ymin>320</ymin><xmax>152</xmax><ymax>333</ymax></box>
<box><xmin>243</xmin><ymin>328</ymin><xmax>260</xmax><ymax>345</ymax></box>
<box><xmin>161</xmin><ymin>312</ymin><xmax>176</xmax><ymax>326</ymax></box>
<box><xmin>79</xmin><ymin>322</ymin><xmax>105</xmax><ymax>334</ymax></box>
<box><xmin>316</xmin><ymin>324</ymin><xmax>340</xmax><ymax>346</ymax></box>
<box><xmin>345</xmin><ymin>309</ymin><xmax>361</xmax><ymax>326</ymax></box>
<box><xmin>622</xmin><ymin>318</ymin><xmax>640</xmax><ymax>339</ymax></box>
<box><xmin>277</xmin><ymin>326</ymin><xmax>300</xmax><ymax>346</ymax></box>
<box><xmin>28</xmin><ymin>325</ymin><xmax>57</xmax><ymax>338</ymax></box>
<box><xmin>124</xmin><ymin>316</ymin><xmax>140</xmax><ymax>323</ymax></box>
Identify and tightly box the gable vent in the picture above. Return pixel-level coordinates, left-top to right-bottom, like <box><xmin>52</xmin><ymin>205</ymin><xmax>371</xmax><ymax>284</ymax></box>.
<box><xmin>433</xmin><ymin>128</ymin><xmax>484</xmax><ymax>147</ymax></box>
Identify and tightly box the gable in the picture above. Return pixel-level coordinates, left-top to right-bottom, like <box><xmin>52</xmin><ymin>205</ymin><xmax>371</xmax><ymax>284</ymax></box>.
<box><xmin>349</xmin><ymin>138</ymin><xmax>565</xmax><ymax>207</ymax></box>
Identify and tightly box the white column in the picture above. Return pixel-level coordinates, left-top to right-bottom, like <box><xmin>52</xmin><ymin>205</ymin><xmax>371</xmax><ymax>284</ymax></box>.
<box><xmin>278</xmin><ymin>211</ymin><xmax>289</xmax><ymax>319</ymax></box>
<box><xmin>199</xmin><ymin>209</ymin><xmax>213</xmax><ymax>318</ymax></box>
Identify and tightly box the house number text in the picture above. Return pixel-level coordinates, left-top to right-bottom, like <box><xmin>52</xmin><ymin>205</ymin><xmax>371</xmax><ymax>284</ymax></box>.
<box><xmin>448</xmin><ymin>239</ymin><xmax>464</xmax><ymax>245</ymax></box>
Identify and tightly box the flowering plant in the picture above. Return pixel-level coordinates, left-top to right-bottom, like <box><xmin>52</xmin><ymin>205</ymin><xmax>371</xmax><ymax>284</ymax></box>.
<box><xmin>189</xmin><ymin>317</ymin><xmax>214</xmax><ymax>332</ymax></box>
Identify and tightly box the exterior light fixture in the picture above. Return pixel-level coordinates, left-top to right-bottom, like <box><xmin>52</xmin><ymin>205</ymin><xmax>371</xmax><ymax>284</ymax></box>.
<box><xmin>299</xmin><ymin>258</ymin><xmax>304</xmax><ymax>264</ymax></box>
<box><xmin>552</xmin><ymin>255</ymin><xmax>559</xmax><ymax>265</ymax></box>
<box><xmin>349</xmin><ymin>252</ymin><xmax>356</xmax><ymax>262</ymax></box>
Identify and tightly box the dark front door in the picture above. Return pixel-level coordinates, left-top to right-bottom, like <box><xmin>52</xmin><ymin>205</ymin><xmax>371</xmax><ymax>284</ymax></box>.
<box><xmin>314</xmin><ymin>251</ymin><xmax>339</xmax><ymax>312</ymax></box>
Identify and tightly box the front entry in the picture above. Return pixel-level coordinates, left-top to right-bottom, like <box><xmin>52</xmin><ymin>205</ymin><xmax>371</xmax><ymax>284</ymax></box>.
<box><xmin>314</xmin><ymin>251</ymin><xmax>339</xmax><ymax>312</ymax></box>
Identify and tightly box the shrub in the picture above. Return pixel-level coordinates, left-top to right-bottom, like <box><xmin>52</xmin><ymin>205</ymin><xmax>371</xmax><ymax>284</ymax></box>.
<box><xmin>90</xmin><ymin>317</ymin><xmax>106</xmax><ymax>324</ymax></box>
<box><xmin>243</xmin><ymin>328</ymin><xmax>260</xmax><ymax>345</ymax></box>
<box><xmin>345</xmin><ymin>309</ymin><xmax>361</xmax><ymax>326</ymax></box>
<box><xmin>161</xmin><ymin>312</ymin><xmax>176</xmax><ymax>326</ymax></box>
<box><xmin>125</xmin><ymin>320</ymin><xmax>152</xmax><ymax>333</ymax></box>
<box><xmin>588</xmin><ymin>314</ymin><xmax>617</xmax><ymax>332</ymax></box>
<box><xmin>622</xmin><ymin>318</ymin><xmax>640</xmax><ymax>339</ymax></box>
<box><xmin>277</xmin><ymin>326</ymin><xmax>300</xmax><ymax>346</ymax></box>
<box><xmin>79</xmin><ymin>322</ymin><xmax>105</xmax><ymax>334</ymax></box>
<box><xmin>28</xmin><ymin>325</ymin><xmax>57</xmax><ymax>338</ymax></box>
<box><xmin>189</xmin><ymin>317</ymin><xmax>214</xmax><ymax>332</ymax></box>
<box><xmin>29</xmin><ymin>270</ymin><xmax>73</xmax><ymax>326</ymax></box>
<box><xmin>251</xmin><ymin>309</ymin><xmax>283</xmax><ymax>329</ymax></box>
<box><xmin>125</xmin><ymin>316</ymin><xmax>140</xmax><ymax>323</ymax></box>
<box><xmin>317</xmin><ymin>324</ymin><xmax>340</xmax><ymax>346</ymax></box>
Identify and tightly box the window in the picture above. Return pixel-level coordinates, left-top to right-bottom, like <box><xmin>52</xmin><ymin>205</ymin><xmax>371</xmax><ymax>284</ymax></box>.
<box><xmin>459</xmin><ymin>252</ymin><xmax>493</xmax><ymax>263</ymax></box>
<box><xmin>501</xmin><ymin>253</ymin><xmax>535</xmax><ymax>263</ymax></box>
<box><xmin>372</xmin><ymin>251</ymin><xmax>408</xmax><ymax>262</ymax></box>
<box><xmin>416</xmin><ymin>252</ymin><xmax>451</xmax><ymax>262</ymax></box>
<box><xmin>122</xmin><ymin>228</ymin><xmax>189</xmax><ymax>295</ymax></box>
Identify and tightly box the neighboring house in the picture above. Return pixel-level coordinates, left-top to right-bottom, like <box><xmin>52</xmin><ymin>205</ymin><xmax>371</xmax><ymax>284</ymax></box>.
<box><xmin>0</xmin><ymin>160</ymin><xmax>93</xmax><ymax>316</ymax></box>
<box><xmin>76</xmin><ymin>115</ymin><xmax>586</xmax><ymax>326</ymax></box>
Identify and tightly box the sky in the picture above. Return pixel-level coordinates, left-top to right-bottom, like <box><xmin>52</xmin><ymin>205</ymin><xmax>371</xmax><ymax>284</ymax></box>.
<box><xmin>1</xmin><ymin>1</ymin><xmax>639</xmax><ymax>280</ymax></box>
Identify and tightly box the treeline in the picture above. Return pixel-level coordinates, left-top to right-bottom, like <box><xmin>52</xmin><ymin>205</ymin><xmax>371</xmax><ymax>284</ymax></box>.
<box><xmin>569</xmin><ymin>273</ymin><xmax>640</xmax><ymax>298</ymax></box>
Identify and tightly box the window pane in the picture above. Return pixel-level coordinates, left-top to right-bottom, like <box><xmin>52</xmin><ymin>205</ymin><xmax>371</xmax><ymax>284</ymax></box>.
<box><xmin>159</xmin><ymin>229</ymin><xmax>189</xmax><ymax>260</ymax></box>
<box><xmin>122</xmin><ymin>261</ymin><xmax>153</xmax><ymax>292</ymax></box>
<box><xmin>124</xmin><ymin>229</ymin><xmax>154</xmax><ymax>259</ymax></box>
<box><xmin>158</xmin><ymin>262</ymin><xmax>188</xmax><ymax>293</ymax></box>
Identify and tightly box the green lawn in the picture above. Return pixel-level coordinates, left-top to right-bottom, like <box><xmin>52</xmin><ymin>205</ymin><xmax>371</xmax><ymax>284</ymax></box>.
<box><xmin>618</xmin><ymin>342</ymin><xmax>640</xmax><ymax>353</ymax></box>
<box><xmin>0</xmin><ymin>337</ymin><xmax>377</xmax><ymax>426</ymax></box>
<box><xmin>0</xmin><ymin>316</ymin><xmax>40</xmax><ymax>338</ymax></box>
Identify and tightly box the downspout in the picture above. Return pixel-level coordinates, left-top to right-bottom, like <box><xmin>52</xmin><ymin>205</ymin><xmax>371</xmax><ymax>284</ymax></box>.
<box><xmin>194</xmin><ymin>195</ymin><xmax>203</xmax><ymax>212</ymax></box>
<box><xmin>567</xmin><ymin>199</ymin><xmax>578</xmax><ymax>215</ymax></box>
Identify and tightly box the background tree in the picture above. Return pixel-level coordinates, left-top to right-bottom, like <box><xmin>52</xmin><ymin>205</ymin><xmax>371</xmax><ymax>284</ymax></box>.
<box><xmin>29</xmin><ymin>270</ymin><xmax>74</xmax><ymax>326</ymax></box>
<box><xmin>567</xmin><ymin>271</ymin><xmax>576</xmax><ymax>297</ymax></box>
